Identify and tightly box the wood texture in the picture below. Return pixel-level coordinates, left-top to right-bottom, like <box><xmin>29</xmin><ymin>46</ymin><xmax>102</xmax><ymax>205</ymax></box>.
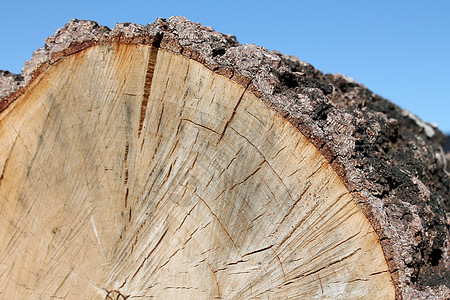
<box><xmin>0</xmin><ymin>43</ymin><xmax>395</xmax><ymax>299</ymax></box>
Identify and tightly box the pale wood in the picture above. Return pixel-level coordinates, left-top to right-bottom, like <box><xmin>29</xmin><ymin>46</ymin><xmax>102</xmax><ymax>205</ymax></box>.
<box><xmin>0</xmin><ymin>43</ymin><xmax>395</xmax><ymax>299</ymax></box>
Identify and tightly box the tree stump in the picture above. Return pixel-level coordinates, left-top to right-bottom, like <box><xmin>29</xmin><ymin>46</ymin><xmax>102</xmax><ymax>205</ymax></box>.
<box><xmin>0</xmin><ymin>17</ymin><xmax>448</xmax><ymax>299</ymax></box>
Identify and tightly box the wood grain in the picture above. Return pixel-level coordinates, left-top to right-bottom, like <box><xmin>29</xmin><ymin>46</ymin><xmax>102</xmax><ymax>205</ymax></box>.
<box><xmin>0</xmin><ymin>43</ymin><xmax>395</xmax><ymax>299</ymax></box>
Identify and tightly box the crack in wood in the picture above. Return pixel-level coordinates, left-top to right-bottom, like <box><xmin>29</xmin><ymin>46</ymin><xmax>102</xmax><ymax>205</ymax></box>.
<box><xmin>158</xmin><ymin>227</ymin><xmax>199</xmax><ymax>271</ymax></box>
<box><xmin>0</xmin><ymin>133</ymin><xmax>18</xmax><ymax>188</ymax></box>
<box><xmin>277</xmin><ymin>201</ymin><xmax>320</xmax><ymax>249</ymax></box>
<box><xmin>175</xmin><ymin>202</ymin><xmax>199</xmax><ymax>231</ymax></box>
<box><xmin>124</xmin><ymin>121</ymin><xmax>129</xmax><ymax>208</ymax></box>
<box><xmin>155</xmin><ymin>104</ymin><xmax>164</xmax><ymax>138</ymax></box>
<box><xmin>262</xmin><ymin>179</ymin><xmax>278</xmax><ymax>205</ymax></box>
<box><xmin>181</xmin><ymin>118</ymin><xmax>220</xmax><ymax>135</ymax></box>
<box><xmin>369</xmin><ymin>270</ymin><xmax>389</xmax><ymax>276</ymax></box>
<box><xmin>347</xmin><ymin>278</ymin><xmax>369</xmax><ymax>283</ymax></box>
<box><xmin>317</xmin><ymin>176</ymin><xmax>332</xmax><ymax>194</ymax></box>
<box><xmin>229</xmin><ymin>159</ymin><xmax>265</xmax><ymax>191</ymax></box>
<box><xmin>217</xmin><ymin>80</ymin><xmax>252</xmax><ymax>145</ymax></box>
<box><xmin>251</xmin><ymin>212</ymin><xmax>264</xmax><ymax>223</ymax></box>
<box><xmin>118</xmin><ymin>276</ymin><xmax>129</xmax><ymax>290</ymax></box>
<box><xmin>175</xmin><ymin>91</ymin><xmax>187</xmax><ymax>135</ymax></box>
<box><xmin>306</xmin><ymin>161</ymin><xmax>327</xmax><ymax>180</ymax></box>
<box><xmin>203</xmin><ymin>174</ymin><xmax>215</xmax><ymax>191</ymax></box>
<box><xmin>14</xmin><ymin>129</ymin><xmax>62</xmax><ymax>199</ymax></box>
<box><xmin>283</xmin><ymin>247</ymin><xmax>362</xmax><ymax>286</ymax></box>
<box><xmin>244</xmin><ymin>107</ymin><xmax>264</xmax><ymax>125</ymax></box>
<box><xmin>236</xmin><ymin>193</ymin><xmax>253</xmax><ymax>211</ymax></box>
<box><xmin>138</xmin><ymin>47</ymin><xmax>159</xmax><ymax>139</ymax></box>
<box><xmin>272</xmin><ymin>145</ymin><xmax>287</xmax><ymax>160</ymax></box>
<box><xmin>193</xmin><ymin>190</ymin><xmax>242</xmax><ymax>257</ymax></box>
<box><xmin>287</xmin><ymin>192</ymin><xmax>349</xmax><ymax>251</ymax></box>
<box><xmin>130</xmin><ymin>228</ymin><xmax>168</xmax><ymax>282</ymax></box>
<box><xmin>217</xmin><ymin>146</ymin><xmax>243</xmax><ymax>180</ymax></box>
<box><xmin>278</xmin><ymin>184</ymin><xmax>312</xmax><ymax>226</ymax></box>
<box><xmin>130</xmin><ymin>219</ymin><xmax>148</xmax><ymax>255</ymax></box>
<box><xmin>299</xmin><ymin>196</ymin><xmax>355</xmax><ymax>251</ymax></box>
<box><xmin>52</xmin><ymin>270</ymin><xmax>72</xmax><ymax>298</ymax></box>
<box><xmin>168</xmin><ymin>140</ymin><xmax>179</xmax><ymax>159</ymax></box>
<box><xmin>242</xmin><ymin>244</ymin><xmax>274</xmax><ymax>257</ymax></box>
<box><xmin>317</xmin><ymin>273</ymin><xmax>324</xmax><ymax>295</ymax></box>
<box><xmin>206</xmin><ymin>262</ymin><xmax>221</xmax><ymax>299</ymax></box>
<box><xmin>264</xmin><ymin>122</ymin><xmax>275</xmax><ymax>135</ymax></box>
<box><xmin>304</xmin><ymin>231</ymin><xmax>360</xmax><ymax>265</ymax></box>
<box><xmin>159</xmin><ymin>162</ymin><xmax>173</xmax><ymax>188</ymax></box>
<box><xmin>272</xmin><ymin>248</ymin><xmax>286</xmax><ymax>280</ymax></box>
<box><xmin>226</xmin><ymin>259</ymin><xmax>247</xmax><ymax>266</ymax></box>
<box><xmin>229</xmin><ymin>126</ymin><xmax>294</xmax><ymax>201</ymax></box>
<box><xmin>139</xmin><ymin>129</ymin><xmax>166</xmax><ymax>204</ymax></box>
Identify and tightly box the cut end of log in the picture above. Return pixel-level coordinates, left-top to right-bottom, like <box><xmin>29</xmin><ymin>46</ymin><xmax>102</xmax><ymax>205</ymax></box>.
<box><xmin>0</xmin><ymin>17</ymin><xmax>448</xmax><ymax>299</ymax></box>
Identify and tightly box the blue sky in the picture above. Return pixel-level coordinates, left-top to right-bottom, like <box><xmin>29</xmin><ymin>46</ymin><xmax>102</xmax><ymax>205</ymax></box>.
<box><xmin>1</xmin><ymin>0</ymin><xmax>449</xmax><ymax>133</ymax></box>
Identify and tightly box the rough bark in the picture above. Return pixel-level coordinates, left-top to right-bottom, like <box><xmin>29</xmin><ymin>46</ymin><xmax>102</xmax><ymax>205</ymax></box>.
<box><xmin>0</xmin><ymin>17</ymin><xmax>448</xmax><ymax>299</ymax></box>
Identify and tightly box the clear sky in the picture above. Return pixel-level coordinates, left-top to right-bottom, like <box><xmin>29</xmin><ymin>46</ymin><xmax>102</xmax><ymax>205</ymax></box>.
<box><xmin>1</xmin><ymin>0</ymin><xmax>449</xmax><ymax>133</ymax></box>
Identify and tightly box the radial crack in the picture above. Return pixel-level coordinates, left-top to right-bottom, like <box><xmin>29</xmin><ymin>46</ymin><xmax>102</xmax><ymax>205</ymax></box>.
<box><xmin>138</xmin><ymin>46</ymin><xmax>159</xmax><ymax>139</ymax></box>
<box><xmin>193</xmin><ymin>191</ymin><xmax>242</xmax><ymax>257</ymax></box>
<box><xmin>217</xmin><ymin>80</ymin><xmax>252</xmax><ymax>145</ymax></box>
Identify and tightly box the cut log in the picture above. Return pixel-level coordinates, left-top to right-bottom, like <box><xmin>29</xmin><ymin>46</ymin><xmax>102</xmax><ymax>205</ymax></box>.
<box><xmin>0</xmin><ymin>17</ymin><xmax>448</xmax><ymax>299</ymax></box>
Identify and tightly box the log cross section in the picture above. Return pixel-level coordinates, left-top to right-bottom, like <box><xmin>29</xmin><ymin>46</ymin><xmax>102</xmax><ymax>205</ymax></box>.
<box><xmin>0</xmin><ymin>43</ymin><xmax>395</xmax><ymax>299</ymax></box>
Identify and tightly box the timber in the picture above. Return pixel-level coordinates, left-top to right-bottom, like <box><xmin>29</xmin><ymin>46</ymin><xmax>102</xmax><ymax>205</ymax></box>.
<box><xmin>0</xmin><ymin>17</ymin><xmax>448</xmax><ymax>299</ymax></box>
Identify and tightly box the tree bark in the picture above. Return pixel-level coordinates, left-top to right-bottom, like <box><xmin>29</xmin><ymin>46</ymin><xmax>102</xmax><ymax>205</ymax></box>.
<box><xmin>0</xmin><ymin>17</ymin><xmax>448</xmax><ymax>299</ymax></box>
